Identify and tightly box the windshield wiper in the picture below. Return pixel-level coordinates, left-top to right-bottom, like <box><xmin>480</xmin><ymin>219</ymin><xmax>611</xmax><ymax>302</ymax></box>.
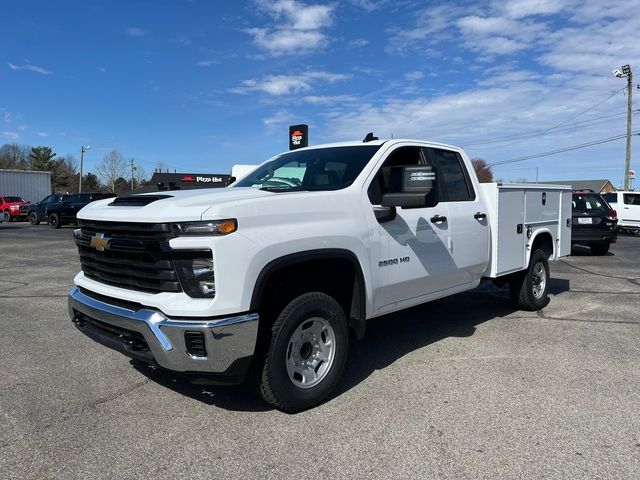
<box><xmin>259</xmin><ymin>186</ymin><xmax>308</xmax><ymax>193</ymax></box>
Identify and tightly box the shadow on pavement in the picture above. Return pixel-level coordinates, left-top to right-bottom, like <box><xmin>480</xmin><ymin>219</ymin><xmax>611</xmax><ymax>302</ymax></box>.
<box><xmin>131</xmin><ymin>282</ymin><xmax>546</xmax><ymax>413</ymax></box>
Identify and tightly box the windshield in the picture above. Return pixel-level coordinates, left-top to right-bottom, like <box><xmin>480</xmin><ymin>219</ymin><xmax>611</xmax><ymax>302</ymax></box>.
<box><xmin>4</xmin><ymin>196</ymin><xmax>25</xmax><ymax>203</ymax></box>
<box><xmin>234</xmin><ymin>145</ymin><xmax>381</xmax><ymax>192</ymax></box>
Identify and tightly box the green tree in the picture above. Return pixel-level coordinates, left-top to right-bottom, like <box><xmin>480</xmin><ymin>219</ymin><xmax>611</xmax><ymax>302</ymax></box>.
<box><xmin>29</xmin><ymin>146</ymin><xmax>57</xmax><ymax>171</ymax></box>
<box><xmin>82</xmin><ymin>172</ymin><xmax>102</xmax><ymax>192</ymax></box>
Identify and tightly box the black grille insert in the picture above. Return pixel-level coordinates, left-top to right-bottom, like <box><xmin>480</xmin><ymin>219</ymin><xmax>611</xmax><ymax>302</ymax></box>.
<box><xmin>185</xmin><ymin>331</ymin><xmax>207</xmax><ymax>357</ymax></box>
<box><xmin>75</xmin><ymin>220</ymin><xmax>207</xmax><ymax>294</ymax></box>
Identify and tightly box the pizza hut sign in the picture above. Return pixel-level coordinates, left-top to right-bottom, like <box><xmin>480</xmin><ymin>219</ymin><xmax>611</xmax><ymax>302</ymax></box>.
<box><xmin>289</xmin><ymin>124</ymin><xmax>308</xmax><ymax>150</ymax></box>
<box><xmin>181</xmin><ymin>176</ymin><xmax>224</xmax><ymax>183</ymax></box>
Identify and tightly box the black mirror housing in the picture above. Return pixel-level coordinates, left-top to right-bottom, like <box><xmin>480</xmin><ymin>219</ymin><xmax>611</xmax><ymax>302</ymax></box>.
<box><xmin>381</xmin><ymin>166</ymin><xmax>438</xmax><ymax>209</ymax></box>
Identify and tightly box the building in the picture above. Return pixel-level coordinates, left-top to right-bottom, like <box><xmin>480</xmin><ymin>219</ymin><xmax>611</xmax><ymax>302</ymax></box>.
<box><xmin>133</xmin><ymin>171</ymin><xmax>234</xmax><ymax>194</ymax></box>
<box><xmin>537</xmin><ymin>179</ymin><xmax>616</xmax><ymax>193</ymax></box>
<box><xmin>0</xmin><ymin>169</ymin><xmax>52</xmax><ymax>203</ymax></box>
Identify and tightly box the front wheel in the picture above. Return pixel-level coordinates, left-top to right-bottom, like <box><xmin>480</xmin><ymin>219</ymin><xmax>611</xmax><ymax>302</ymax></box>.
<box><xmin>48</xmin><ymin>213</ymin><xmax>61</xmax><ymax>229</ymax></box>
<box><xmin>29</xmin><ymin>212</ymin><xmax>40</xmax><ymax>225</ymax></box>
<box><xmin>256</xmin><ymin>292</ymin><xmax>349</xmax><ymax>413</ymax></box>
<box><xmin>510</xmin><ymin>249</ymin><xmax>550</xmax><ymax>311</ymax></box>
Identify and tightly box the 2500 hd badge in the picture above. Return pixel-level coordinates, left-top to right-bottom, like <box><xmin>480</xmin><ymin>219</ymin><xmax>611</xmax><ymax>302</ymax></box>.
<box><xmin>379</xmin><ymin>256</ymin><xmax>410</xmax><ymax>267</ymax></box>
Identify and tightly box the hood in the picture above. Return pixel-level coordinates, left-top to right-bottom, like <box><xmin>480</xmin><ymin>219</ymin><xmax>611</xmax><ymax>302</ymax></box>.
<box><xmin>77</xmin><ymin>187</ymin><xmax>281</xmax><ymax>222</ymax></box>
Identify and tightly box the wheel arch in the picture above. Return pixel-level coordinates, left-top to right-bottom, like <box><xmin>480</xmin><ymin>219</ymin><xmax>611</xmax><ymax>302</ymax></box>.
<box><xmin>527</xmin><ymin>229</ymin><xmax>554</xmax><ymax>266</ymax></box>
<box><xmin>250</xmin><ymin>249</ymin><xmax>367</xmax><ymax>340</ymax></box>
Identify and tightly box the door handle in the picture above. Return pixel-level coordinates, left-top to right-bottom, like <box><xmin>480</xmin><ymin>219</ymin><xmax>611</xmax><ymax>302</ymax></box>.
<box><xmin>430</xmin><ymin>215</ymin><xmax>447</xmax><ymax>224</ymax></box>
<box><xmin>474</xmin><ymin>212</ymin><xmax>487</xmax><ymax>220</ymax></box>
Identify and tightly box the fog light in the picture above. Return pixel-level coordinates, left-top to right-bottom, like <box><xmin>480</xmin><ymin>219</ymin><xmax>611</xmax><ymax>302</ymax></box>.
<box><xmin>175</xmin><ymin>257</ymin><xmax>216</xmax><ymax>298</ymax></box>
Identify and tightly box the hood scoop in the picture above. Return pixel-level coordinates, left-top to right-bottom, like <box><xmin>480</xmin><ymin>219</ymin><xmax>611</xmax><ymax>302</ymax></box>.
<box><xmin>108</xmin><ymin>195</ymin><xmax>173</xmax><ymax>207</ymax></box>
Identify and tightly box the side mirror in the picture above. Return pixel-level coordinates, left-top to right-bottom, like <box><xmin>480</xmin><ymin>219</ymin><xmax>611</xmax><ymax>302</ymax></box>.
<box><xmin>381</xmin><ymin>166</ymin><xmax>438</xmax><ymax>209</ymax></box>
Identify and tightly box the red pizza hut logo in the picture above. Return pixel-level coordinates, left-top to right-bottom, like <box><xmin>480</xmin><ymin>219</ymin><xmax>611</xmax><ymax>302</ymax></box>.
<box><xmin>181</xmin><ymin>175</ymin><xmax>224</xmax><ymax>183</ymax></box>
<box><xmin>181</xmin><ymin>176</ymin><xmax>195</xmax><ymax>182</ymax></box>
<box><xmin>291</xmin><ymin>130</ymin><xmax>303</xmax><ymax>146</ymax></box>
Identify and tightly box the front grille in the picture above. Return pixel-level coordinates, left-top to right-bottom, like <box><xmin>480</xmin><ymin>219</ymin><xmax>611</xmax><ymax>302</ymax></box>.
<box><xmin>75</xmin><ymin>220</ymin><xmax>206</xmax><ymax>294</ymax></box>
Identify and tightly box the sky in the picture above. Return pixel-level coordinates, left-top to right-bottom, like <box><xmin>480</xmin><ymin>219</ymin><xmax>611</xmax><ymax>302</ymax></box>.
<box><xmin>1</xmin><ymin>0</ymin><xmax>640</xmax><ymax>185</ymax></box>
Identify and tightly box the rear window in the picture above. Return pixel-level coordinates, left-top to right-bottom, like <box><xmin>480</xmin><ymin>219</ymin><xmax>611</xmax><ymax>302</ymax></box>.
<box><xmin>601</xmin><ymin>193</ymin><xmax>617</xmax><ymax>204</ymax></box>
<box><xmin>623</xmin><ymin>193</ymin><xmax>640</xmax><ymax>205</ymax></box>
<box><xmin>572</xmin><ymin>193</ymin><xmax>608</xmax><ymax>213</ymax></box>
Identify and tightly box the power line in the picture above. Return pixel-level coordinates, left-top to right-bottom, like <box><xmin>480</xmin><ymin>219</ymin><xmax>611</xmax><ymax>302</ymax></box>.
<box><xmin>489</xmin><ymin>131</ymin><xmax>640</xmax><ymax>166</ymax></box>
<box><xmin>463</xmin><ymin>87</ymin><xmax>628</xmax><ymax>148</ymax></box>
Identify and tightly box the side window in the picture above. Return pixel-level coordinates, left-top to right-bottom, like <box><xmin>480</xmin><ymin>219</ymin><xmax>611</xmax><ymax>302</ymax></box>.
<box><xmin>624</xmin><ymin>193</ymin><xmax>640</xmax><ymax>205</ymax></box>
<box><xmin>78</xmin><ymin>193</ymin><xmax>91</xmax><ymax>202</ymax></box>
<box><xmin>426</xmin><ymin>148</ymin><xmax>474</xmax><ymax>202</ymax></box>
<box><xmin>367</xmin><ymin>146</ymin><xmax>428</xmax><ymax>205</ymax></box>
<box><xmin>602</xmin><ymin>193</ymin><xmax>617</xmax><ymax>204</ymax></box>
<box><xmin>66</xmin><ymin>194</ymin><xmax>79</xmax><ymax>203</ymax></box>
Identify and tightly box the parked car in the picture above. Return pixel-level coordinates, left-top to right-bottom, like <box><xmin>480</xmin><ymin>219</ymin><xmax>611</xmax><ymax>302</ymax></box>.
<box><xmin>601</xmin><ymin>191</ymin><xmax>640</xmax><ymax>235</ymax></box>
<box><xmin>571</xmin><ymin>190</ymin><xmax>617</xmax><ymax>255</ymax></box>
<box><xmin>23</xmin><ymin>194</ymin><xmax>64</xmax><ymax>225</ymax></box>
<box><xmin>0</xmin><ymin>195</ymin><xmax>29</xmax><ymax>222</ymax></box>
<box><xmin>47</xmin><ymin>192</ymin><xmax>116</xmax><ymax>229</ymax></box>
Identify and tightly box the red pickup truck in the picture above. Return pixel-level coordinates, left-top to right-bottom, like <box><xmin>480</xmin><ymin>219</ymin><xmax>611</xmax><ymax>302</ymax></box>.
<box><xmin>1</xmin><ymin>195</ymin><xmax>28</xmax><ymax>222</ymax></box>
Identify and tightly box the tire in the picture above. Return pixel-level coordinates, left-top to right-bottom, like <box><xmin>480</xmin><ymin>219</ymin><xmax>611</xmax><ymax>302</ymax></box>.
<box><xmin>256</xmin><ymin>292</ymin><xmax>349</xmax><ymax>413</ymax></box>
<box><xmin>510</xmin><ymin>249</ymin><xmax>550</xmax><ymax>311</ymax></box>
<box><xmin>2</xmin><ymin>211</ymin><xmax>9</xmax><ymax>223</ymax></box>
<box><xmin>48</xmin><ymin>213</ymin><xmax>61</xmax><ymax>229</ymax></box>
<box><xmin>29</xmin><ymin>212</ymin><xmax>40</xmax><ymax>225</ymax></box>
<box><xmin>590</xmin><ymin>242</ymin><xmax>610</xmax><ymax>255</ymax></box>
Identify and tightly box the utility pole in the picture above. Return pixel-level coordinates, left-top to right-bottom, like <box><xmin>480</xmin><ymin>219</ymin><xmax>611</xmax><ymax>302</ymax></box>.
<box><xmin>129</xmin><ymin>158</ymin><xmax>137</xmax><ymax>191</ymax></box>
<box><xmin>79</xmin><ymin>145</ymin><xmax>91</xmax><ymax>193</ymax></box>
<box><xmin>624</xmin><ymin>65</ymin><xmax>633</xmax><ymax>190</ymax></box>
<box><xmin>615</xmin><ymin>65</ymin><xmax>633</xmax><ymax>190</ymax></box>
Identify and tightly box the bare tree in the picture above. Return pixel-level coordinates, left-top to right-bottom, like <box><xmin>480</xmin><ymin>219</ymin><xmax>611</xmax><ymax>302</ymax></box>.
<box><xmin>134</xmin><ymin>164</ymin><xmax>147</xmax><ymax>188</ymax></box>
<box><xmin>471</xmin><ymin>158</ymin><xmax>494</xmax><ymax>183</ymax></box>
<box><xmin>0</xmin><ymin>143</ymin><xmax>30</xmax><ymax>169</ymax></box>
<box><xmin>95</xmin><ymin>150</ymin><xmax>128</xmax><ymax>193</ymax></box>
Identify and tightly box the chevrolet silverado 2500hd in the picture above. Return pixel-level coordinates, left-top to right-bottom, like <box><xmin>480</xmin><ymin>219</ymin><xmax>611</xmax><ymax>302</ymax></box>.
<box><xmin>68</xmin><ymin>139</ymin><xmax>571</xmax><ymax>412</ymax></box>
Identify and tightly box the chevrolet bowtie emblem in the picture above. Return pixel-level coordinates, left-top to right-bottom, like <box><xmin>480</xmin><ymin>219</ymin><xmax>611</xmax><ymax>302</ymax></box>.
<box><xmin>90</xmin><ymin>233</ymin><xmax>110</xmax><ymax>252</ymax></box>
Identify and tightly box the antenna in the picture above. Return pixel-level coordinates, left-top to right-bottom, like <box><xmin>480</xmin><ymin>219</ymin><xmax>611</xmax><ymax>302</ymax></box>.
<box><xmin>363</xmin><ymin>132</ymin><xmax>379</xmax><ymax>143</ymax></box>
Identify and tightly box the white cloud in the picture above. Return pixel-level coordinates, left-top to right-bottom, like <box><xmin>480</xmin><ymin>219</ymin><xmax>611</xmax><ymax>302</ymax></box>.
<box><xmin>98</xmin><ymin>67</ymin><xmax>106</xmax><ymax>73</ymax></box>
<box><xmin>8</xmin><ymin>62</ymin><xmax>52</xmax><ymax>75</ymax></box>
<box><xmin>126</xmin><ymin>27</ymin><xmax>147</xmax><ymax>37</ymax></box>
<box><xmin>231</xmin><ymin>71</ymin><xmax>350</xmax><ymax>96</ymax></box>
<box><xmin>495</xmin><ymin>0</ymin><xmax>573</xmax><ymax>19</ymax></box>
<box><xmin>404</xmin><ymin>71</ymin><xmax>424</xmax><ymax>81</ymax></box>
<box><xmin>263</xmin><ymin>109</ymin><xmax>292</xmax><ymax>127</ymax></box>
<box><xmin>196</xmin><ymin>60</ymin><xmax>218</xmax><ymax>67</ymax></box>
<box><xmin>1</xmin><ymin>131</ymin><xmax>19</xmax><ymax>140</ymax></box>
<box><xmin>37</xmin><ymin>132</ymin><xmax>49</xmax><ymax>137</ymax></box>
<box><xmin>348</xmin><ymin>38</ymin><xmax>369</xmax><ymax>48</ymax></box>
<box><xmin>247</xmin><ymin>0</ymin><xmax>335</xmax><ymax>56</ymax></box>
<box><xmin>301</xmin><ymin>95</ymin><xmax>357</xmax><ymax>105</ymax></box>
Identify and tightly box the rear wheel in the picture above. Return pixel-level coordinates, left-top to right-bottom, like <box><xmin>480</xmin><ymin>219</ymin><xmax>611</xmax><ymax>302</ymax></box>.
<box><xmin>590</xmin><ymin>242</ymin><xmax>610</xmax><ymax>255</ymax></box>
<box><xmin>256</xmin><ymin>292</ymin><xmax>349</xmax><ymax>413</ymax></box>
<box><xmin>48</xmin><ymin>213</ymin><xmax>61</xmax><ymax>229</ymax></box>
<box><xmin>510</xmin><ymin>249</ymin><xmax>550</xmax><ymax>311</ymax></box>
<box><xmin>2</xmin><ymin>210</ymin><xmax>9</xmax><ymax>223</ymax></box>
<box><xmin>29</xmin><ymin>212</ymin><xmax>40</xmax><ymax>225</ymax></box>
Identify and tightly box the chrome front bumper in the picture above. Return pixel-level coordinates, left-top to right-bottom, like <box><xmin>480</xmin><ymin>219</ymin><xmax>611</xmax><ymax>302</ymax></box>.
<box><xmin>68</xmin><ymin>287</ymin><xmax>259</xmax><ymax>377</ymax></box>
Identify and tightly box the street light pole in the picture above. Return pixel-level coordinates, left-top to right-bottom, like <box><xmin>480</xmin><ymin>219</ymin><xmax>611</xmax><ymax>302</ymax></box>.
<box><xmin>79</xmin><ymin>145</ymin><xmax>91</xmax><ymax>193</ymax></box>
<box><xmin>129</xmin><ymin>158</ymin><xmax>137</xmax><ymax>191</ymax></box>
<box><xmin>623</xmin><ymin>65</ymin><xmax>633</xmax><ymax>190</ymax></box>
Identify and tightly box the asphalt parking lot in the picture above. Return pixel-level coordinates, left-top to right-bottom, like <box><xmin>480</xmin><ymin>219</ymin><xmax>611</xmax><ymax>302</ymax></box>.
<box><xmin>1</xmin><ymin>223</ymin><xmax>639</xmax><ymax>479</ymax></box>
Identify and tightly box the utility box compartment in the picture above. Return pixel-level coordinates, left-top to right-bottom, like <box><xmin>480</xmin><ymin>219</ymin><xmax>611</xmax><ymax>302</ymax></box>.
<box><xmin>481</xmin><ymin>183</ymin><xmax>572</xmax><ymax>278</ymax></box>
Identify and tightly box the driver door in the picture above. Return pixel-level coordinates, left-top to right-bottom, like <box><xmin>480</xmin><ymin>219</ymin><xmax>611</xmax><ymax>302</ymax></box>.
<box><xmin>365</xmin><ymin>146</ymin><xmax>459</xmax><ymax>313</ymax></box>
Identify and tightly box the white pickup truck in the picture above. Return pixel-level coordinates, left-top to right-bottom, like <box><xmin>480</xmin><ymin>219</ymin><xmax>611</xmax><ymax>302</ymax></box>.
<box><xmin>68</xmin><ymin>138</ymin><xmax>571</xmax><ymax>412</ymax></box>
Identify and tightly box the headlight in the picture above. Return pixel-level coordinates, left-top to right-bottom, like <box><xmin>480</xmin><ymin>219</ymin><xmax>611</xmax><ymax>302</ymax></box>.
<box><xmin>173</xmin><ymin>219</ymin><xmax>237</xmax><ymax>236</ymax></box>
<box><xmin>175</xmin><ymin>257</ymin><xmax>216</xmax><ymax>298</ymax></box>
<box><xmin>10</xmin><ymin>205</ymin><xmax>18</xmax><ymax>210</ymax></box>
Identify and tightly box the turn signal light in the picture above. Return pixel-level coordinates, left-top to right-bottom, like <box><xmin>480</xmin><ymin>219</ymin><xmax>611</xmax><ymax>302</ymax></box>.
<box><xmin>607</xmin><ymin>209</ymin><xmax>617</xmax><ymax>221</ymax></box>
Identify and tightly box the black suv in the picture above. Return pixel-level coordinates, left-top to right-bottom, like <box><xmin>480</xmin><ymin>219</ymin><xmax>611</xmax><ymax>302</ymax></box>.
<box><xmin>24</xmin><ymin>194</ymin><xmax>64</xmax><ymax>225</ymax></box>
<box><xmin>571</xmin><ymin>190</ymin><xmax>617</xmax><ymax>255</ymax></box>
<box><xmin>47</xmin><ymin>192</ymin><xmax>116</xmax><ymax>229</ymax></box>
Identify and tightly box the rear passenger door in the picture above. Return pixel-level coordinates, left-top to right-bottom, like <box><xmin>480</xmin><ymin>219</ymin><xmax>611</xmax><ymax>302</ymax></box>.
<box><xmin>59</xmin><ymin>194</ymin><xmax>78</xmax><ymax>220</ymax></box>
<box><xmin>425</xmin><ymin>147</ymin><xmax>490</xmax><ymax>285</ymax></box>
